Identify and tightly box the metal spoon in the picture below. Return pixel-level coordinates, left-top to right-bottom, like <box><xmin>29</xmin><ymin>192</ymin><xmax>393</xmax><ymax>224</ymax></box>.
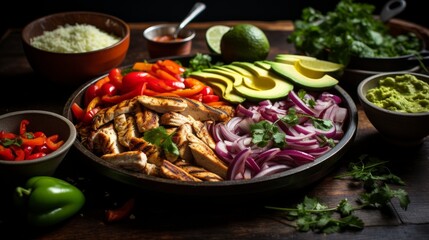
<box><xmin>173</xmin><ymin>2</ymin><xmax>206</xmax><ymax>39</ymax></box>
<box><xmin>380</xmin><ymin>0</ymin><xmax>406</xmax><ymax>23</ymax></box>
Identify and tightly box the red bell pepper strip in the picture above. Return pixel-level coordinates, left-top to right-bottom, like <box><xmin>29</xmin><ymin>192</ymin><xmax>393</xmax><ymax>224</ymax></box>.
<box><xmin>46</xmin><ymin>135</ymin><xmax>64</xmax><ymax>151</ymax></box>
<box><xmin>10</xmin><ymin>145</ymin><xmax>25</xmax><ymax>161</ymax></box>
<box><xmin>81</xmin><ymin>108</ymin><xmax>100</xmax><ymax>124</ymax></box>
<box><xmin>71</xmin><ymin>102</ymin><xmax>85</xmax><ymax>122</ymax></box>
<box><xmin>202</xmin><ymin>94</ymin><xmax>220</xmax><ymax>103</ymax></box>
<box><xmin>26</xmin><ymin>152</ymin><xmax>47</xmax><ymax>160</ymax></box>
<box><xmin>108</xmin><ymin>68</ymin><xmax>123</xmax><ymax>90</ymax></box>
<box><xmin>102</xmin><ymin>82</ymin><xmax>147</xmax><ymax>104</ymax></box>
<box><xmin>169</xmin><ymin>78</ymin><xmax>206</xmax><ymax>97</ymax></box>
<box><xmin>105</xmin><ymin>197</ymin><xmax>135</xmax><ymax>222</ymax></box>
<box><xmin>122</xmin><ymin>72</ymin><xmax>167</xmax><ymax>93</ymax></box>
<box><xmin>20</xmin><ymin>119</ymin><xmax>30</xmax><ymax>135</ymax></box>
<box><xmin>84</xmin><ymin>76</ymin><xmax>110</xmax><ymax>107</ymax></box>
<box><xmin>0</xmin><ymin>130</ymin><xmax>17</xmax><ymax>139</ymax></box>
<box><xmin>132</xmin><ymin>62</ymin><xmax>153</xmax><ymax>72</ymax></box>
<box><xmin>21</xmin><ymin>136</ymin><xmax>46</xmax><ymax>147</ymax></box>
<box><xmin>0</xmin><ymin>145</ymin><xmax>14</xmax><ymax>160</ymax></box>
<box><xmin>22</xmin><ymin>145</ymin><xmax>34</xmax><ymax>159</ymax></box>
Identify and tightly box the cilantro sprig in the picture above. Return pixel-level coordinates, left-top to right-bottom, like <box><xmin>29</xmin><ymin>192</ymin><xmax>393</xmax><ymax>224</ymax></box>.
<box><xmin>143</xmin><ymin>126</ymin><xmax>179</xmax><ymax>157</ymax></box>
<box><xmin>266</xmin><ymin>154</ymin><xmax>410</xmax><ymax>234</ymax></box>
<box><xmin>250</xmin><ymin>108</ymin><xmax>335</xmax><ymax>148</ymax></box>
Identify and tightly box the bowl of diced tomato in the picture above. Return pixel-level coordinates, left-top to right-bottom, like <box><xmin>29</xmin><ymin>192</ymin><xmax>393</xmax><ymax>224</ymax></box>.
<box><xmin>0</xmin><ymin>110</ymin><xmax>76</xmax><ymax>184</ymax></box>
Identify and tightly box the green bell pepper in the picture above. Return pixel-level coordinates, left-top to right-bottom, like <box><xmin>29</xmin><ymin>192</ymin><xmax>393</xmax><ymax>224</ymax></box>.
<box><xmin>14</xmin><ymin>176</ymin><xmax>85</xmax><ymax>227</ymax></box>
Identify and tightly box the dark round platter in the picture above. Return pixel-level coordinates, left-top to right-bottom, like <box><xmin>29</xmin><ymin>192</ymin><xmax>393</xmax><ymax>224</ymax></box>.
<box><xmin>63</xmin><ymin>54</ymin><xmax>358</xmax><ymax>197</ymax></box>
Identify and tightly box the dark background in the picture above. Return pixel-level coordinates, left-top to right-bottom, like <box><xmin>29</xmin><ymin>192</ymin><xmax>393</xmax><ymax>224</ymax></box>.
<box><xmin>1</xmin><ymin>0</ymin><xmax>427</xmax><ymax>36</ymax></box>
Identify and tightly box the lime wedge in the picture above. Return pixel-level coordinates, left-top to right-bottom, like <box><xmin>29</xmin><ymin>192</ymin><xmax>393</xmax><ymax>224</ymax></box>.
<box><xmin>206</xmin><ymin>25</ymin><xmax>230</xmax><ymax>54</ymax></box>
<box><xmin>297</xmin><ymin>59</ymin><xmax>344</xmax><ymax>73</ymax></box>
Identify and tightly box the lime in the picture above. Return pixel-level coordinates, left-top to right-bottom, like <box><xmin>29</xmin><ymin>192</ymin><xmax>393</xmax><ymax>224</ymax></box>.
<box><xmin>220</xmin><ymin>24</ymin><xmax>270</xmax><ymax>63</ymax></box>
<box><xmin>206</xmin><ymin>25</ymin><xmax>231</xmax><ymax>54</ymax></box>
<box><xmin>297</xmin><ymin>59</ymin><xmax>344</xmax><ymax>73</ymax></box>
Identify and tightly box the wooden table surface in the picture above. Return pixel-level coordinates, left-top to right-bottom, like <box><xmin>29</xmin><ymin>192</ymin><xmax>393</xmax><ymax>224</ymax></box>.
<box><xmin>1</xmin><ymin>21</ymin><xmax>429</xmax><ymax>240</ymax></box>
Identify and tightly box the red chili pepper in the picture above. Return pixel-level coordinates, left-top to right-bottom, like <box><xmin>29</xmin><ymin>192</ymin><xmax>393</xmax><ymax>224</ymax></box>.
<box><xmin>46</xmin><ymin>135</ymin><xmax>64</xmax><ymax>151</ymax></box>
<box><xmin>33</xmin><ymin>144</ymin><xmax>50</xmax><ymax>154</ymax></box>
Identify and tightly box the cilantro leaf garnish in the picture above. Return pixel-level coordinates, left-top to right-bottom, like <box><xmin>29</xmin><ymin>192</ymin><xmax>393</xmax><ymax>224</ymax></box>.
<box><xmin>266</xmin><ymin>154</ymin><xmax>409</xmax><ymax>233</ymax></box>
<box><xmin>143</xmin><ymin>126</ymin><xmax>179</xmax><ymax>157</ymax></box>
<box><xmin>250</xmin><ymin>120</ymin><xmax>286</xmax><ymax>148</ymax></box>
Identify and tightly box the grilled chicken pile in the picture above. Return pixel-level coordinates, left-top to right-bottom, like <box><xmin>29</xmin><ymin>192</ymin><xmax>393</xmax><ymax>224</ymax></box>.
<box><xmin>75</xmin><ymin>95</ymin><xmax>235</xmax><ymax>182</ymax></box>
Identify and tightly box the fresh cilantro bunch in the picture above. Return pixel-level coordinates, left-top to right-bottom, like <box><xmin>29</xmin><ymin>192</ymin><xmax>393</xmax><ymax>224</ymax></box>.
<box><xmin>288</xmin><ymin>0</ymin><xmax>421</xmax><ymax>65</ymax></box>
<box><xmin>266</xmin><ymin>154</ymin><xmax>410</xmax><ymax>234</ymax></box>
<box><xmin>183</xmin><ymin>53</ymin><xmax>223</xmax><ymax>77</ymax></box>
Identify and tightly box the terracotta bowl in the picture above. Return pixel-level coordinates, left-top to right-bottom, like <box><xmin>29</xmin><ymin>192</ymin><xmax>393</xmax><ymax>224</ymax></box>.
<box><xmin>143</xmin><ymin>23</ymin><xmax>195</xmax><ymax>58</ymax></box>
<box><xmin>0</xmin><ymin>110</ymin><xmax>77</xmax><ymax>185</ymax></box>
<box><xmin>22</xmin><ymin>11</ymin><xmax>130</xmax><ymax>86</ymax></box>
<box><xmin>357</xmin><ymin>71</ymin><xmax>429</xmax><ymax>146</ymax></box>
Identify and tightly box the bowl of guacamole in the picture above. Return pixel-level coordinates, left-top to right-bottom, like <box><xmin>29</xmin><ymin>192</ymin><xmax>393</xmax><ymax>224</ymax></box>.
<box><xmin>357</xmin><ymin>72</ymin><xmax>429</xmax><ymax>146</ymax></box>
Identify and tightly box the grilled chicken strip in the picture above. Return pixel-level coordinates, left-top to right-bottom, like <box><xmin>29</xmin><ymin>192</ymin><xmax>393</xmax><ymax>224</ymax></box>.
<box><xmin>188</xmin><ymin>137</ymin><xmax>228</xmax><ymax>179</ymax></box>
<box><xmin>173</xmin><ymin>123</ymin><xmax>194</xmax><ymax>161</ymax></box>
<box><xmin>179</xmin><ymin>97</ymin><xmax>230</xmax><ymax>122</ymax></box>
<box><xmin>134</xmin><ymin>105</ymin><xmax>159</xmax><ymax>133</ymax></box>
<box><xmin>92</xmin><ymin>97</ymin><xmax>139</xmax><ymax>130</ymax></box>
<box><xmin>128</xmin><ymin>137</ymin><xmax>163</xmax><ymax>166</ymax></box>
<box><xmin>159</xmin><ymin>112</ymin><xmax>192</xmax><ymax>126</ymax></box>
<box><xmin>101</xmin><ymin>150</ymin><xmax>158</xmax><ymax>176</ymax></box>
<box><xmin>190</xmin><ymin>118</ymin><xmax>216</xmax><ymax>150</ymax></box>
<box><xmin>89</xmin><ymin>123</ymin><xmax>125</xmax><ymax>155</ymax></box>
<box><xmin>160</xmin><ymin>112</ymin><xmax>216</xmax><ymax>149</ymax></box>
<box><xmin>137</xmin><ymin>95</ymin><xmax>187</xmax><ymax>113</ymax></box>
<box><xmin>114</xmin><ymin>114</ymin><xmax>139</xmax><ymax>148</ymax></box>
<box><xmin>160</xmin><ymin>160</ymin><xmax>202</xmax><ymax>182</ymax></box>
<box><xmin>175</xmin><ymin>160</ymin><xmax>223</xmax><ymax>181</ymax></box>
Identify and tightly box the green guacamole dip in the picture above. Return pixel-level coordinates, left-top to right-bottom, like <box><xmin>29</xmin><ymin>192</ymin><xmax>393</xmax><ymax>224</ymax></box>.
<box><xmin>366</xmin><ymin>74</ymin><xmax>429</xmax><ymax>113</ymax></box>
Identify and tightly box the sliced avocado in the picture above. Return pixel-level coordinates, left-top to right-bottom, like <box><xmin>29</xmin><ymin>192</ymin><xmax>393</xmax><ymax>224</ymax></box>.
<box><xmin>275</xmin><ymin>54</ymin><xmax>317</xmax><ymax>64</ymax></box>
<box><xmin>254</xmin><ymin>61</ymin><xmax>271</xmax><ymax>70</ymax></box>
<box><xmin>189</xmin><ymin>71</ymin><xmax>246</xmax><ymax>103</ymax></box>
<box><xmin>228</xmin><ymin>62</ymin><xmax>294</xmax><ymax>102</ymax></box>
<box><xmin>222</xmin><ymin>64</ymin><xmax>264</xmax><ymax>90</ymax></box>
<box><xmin>203</xmin><ymin>68</ymin><xmax>243</xmax><ymax>86</ymax></box>
<box><xmin>267</xmin><ymin>61</ymin><xmax>339</xmax><ymax>90</ymax></box>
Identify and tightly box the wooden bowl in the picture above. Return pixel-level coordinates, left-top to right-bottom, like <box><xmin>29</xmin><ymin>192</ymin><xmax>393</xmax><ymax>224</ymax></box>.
<box><xmin>22</xmin><ymin>11</ymin><xmax>130</xmax><ymax>86</ymax></box>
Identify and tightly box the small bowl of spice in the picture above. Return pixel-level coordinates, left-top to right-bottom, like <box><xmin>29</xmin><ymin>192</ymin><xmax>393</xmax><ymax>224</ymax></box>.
<box><xmin>143</xmin><ymin>23</ymin><xmax>195</xmax><ymax>58</ymax></box>
<box><xmin>357</xmin><ymin>72</ymin><xmax>429</xmax><ymax>146</ymax></box>
<box><xmin>22</xmin><ymin>11</ymin><xmax>130</xmax><ymax>86</ymax></box>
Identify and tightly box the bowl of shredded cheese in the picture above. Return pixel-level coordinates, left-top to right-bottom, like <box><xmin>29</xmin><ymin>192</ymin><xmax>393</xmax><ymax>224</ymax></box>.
<box><xmin>22</xmin><ymin>11</ymin><xmax>130</xmax><ymax>86</ymax></box>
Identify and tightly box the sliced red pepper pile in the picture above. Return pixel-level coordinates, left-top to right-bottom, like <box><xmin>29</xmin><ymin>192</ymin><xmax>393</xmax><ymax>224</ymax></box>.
<box><xmin>71</xmin><ymin>59</ymin><xmax>225</xmax><ymax>125</ymax></box>
<box><xmin>0</xmin><ymin>119</ymin><xmax>64</xmax><ymax>161</ymax></box>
